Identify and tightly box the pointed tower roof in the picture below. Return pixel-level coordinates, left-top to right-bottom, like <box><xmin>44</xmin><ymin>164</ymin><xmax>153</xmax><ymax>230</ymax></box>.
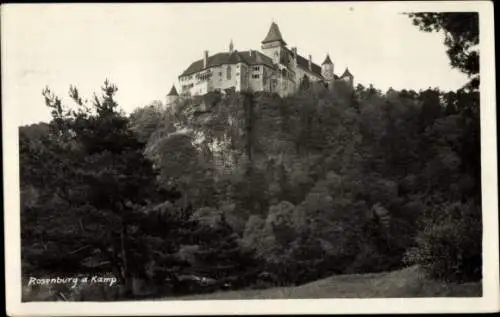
<box><xmin>341</xmin><ymin>68</ymin><xmax>353</xmax><ymax>78</ymax></box>
<box><xmin>262</xmin><ymin>22</ymin><xmax>287</xmax><ymax>45</ymax></box>
<box><xmin>321</xmin><ymin>54</ymin><xmax>333</xmax><ymax>65</ymax></box>
<box><xmin>167</xmin><ymin>85</ymin><xmax>178</xmax><ymax>96</ymax></box>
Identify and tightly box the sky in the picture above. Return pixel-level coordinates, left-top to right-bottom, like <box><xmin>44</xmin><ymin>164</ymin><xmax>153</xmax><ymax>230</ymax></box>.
<box><xmin>3</xmin><ymin>3</ymin><xmax>471</xmax><ymax>126</ymax></box>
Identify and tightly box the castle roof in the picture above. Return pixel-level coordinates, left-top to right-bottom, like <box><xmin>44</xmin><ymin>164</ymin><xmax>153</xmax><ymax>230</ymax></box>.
<box><xmin>167</xmin><ymin>85</ymin><xmax>178</xmax><ymax>96</ymax></box>
<box><xmin>179</xmin><ymin>50</ymin><xmax>275</xmax><ymax>77</ymax></box>
<box><xmin>296</xmin><ymin>54</ymin><xmax>322</xmax><ymax>77</ymax></box>
<box><xmin>284</xmin><ymin>47</ymin><xmax>323</xmax><ymax>78</ymax></box>
<box><xmin>262</xmin><ymin>22</ymin><xmax>287</xmax><ymax>45</ymax></box>
<box><xmin>341</xmin><ymin>67</ymin><xmax>353</xmax><ymax>78</ymax></box>
<box><xmin>322</xmin><ymin>54</ymin><xmax>333</xmax><ymax>65</ymax></box>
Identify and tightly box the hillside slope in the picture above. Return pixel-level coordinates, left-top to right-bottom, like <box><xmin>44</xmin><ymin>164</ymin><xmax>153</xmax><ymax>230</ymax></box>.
<box><xmin>164</xmin><ymin>266</ymin><xmax>481</xmax><ymax>300</ymax></box>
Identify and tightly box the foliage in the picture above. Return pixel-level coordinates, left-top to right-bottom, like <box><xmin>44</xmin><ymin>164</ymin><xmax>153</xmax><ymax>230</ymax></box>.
<box><xmin>21</xmin><ymin>82</ymin><xmax>267</xmax><ymax>300</ymax></box>
<box><xmin>404</xmin><ymin>200</ymin><xmax>482</xmax><ymax>282</ymax></box>
<box><xmin>127</xmin><ymin>82</ymin><xmax>481</xmax><ymax>287</ymax></box>
<box><xmin>22</xmin><ymin>40</ymin><xmax>482</xmax><ymax>300</ymax></box>
<box><xmin>406</xmin><ymin>12</ymin><xmax>479</xmax><ymax>90</ymax></box>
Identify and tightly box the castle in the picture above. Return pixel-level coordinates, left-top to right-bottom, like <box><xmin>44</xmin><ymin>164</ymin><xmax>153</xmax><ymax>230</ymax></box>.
<box><xmin>166</xmin><ymin>22</ymin><xmax>354</xmax><ymax>105</ymax></box>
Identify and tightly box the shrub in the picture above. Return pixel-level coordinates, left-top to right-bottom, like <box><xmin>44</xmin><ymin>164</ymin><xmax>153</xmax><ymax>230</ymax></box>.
<box><xmin>404</xmin><ymin>200</ymin><xmax>482</xmax><ymax>283</ymax></box>
<box><xmin>345</xmin><ymin>240</ymin><xmax>385</xmax><ymax>274</ymax></box>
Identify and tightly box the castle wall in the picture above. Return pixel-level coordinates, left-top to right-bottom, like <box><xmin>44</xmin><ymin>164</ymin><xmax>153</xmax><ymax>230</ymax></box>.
<box><xmin>247</xmin><ymin>65</ymin><xmax>277</xmax><ymax>93</ymax></box>
<box><xmin>217</xmin><ymin>64</ymin><xmax>238</xmax><ymax>92</ymax></box>
<box><xmin>277</xmin><ymin>67</ymin><xmax>296</xmax><ymax>97</ymax></box>
<box><xmin>294</xmin><ymin>66</ymin><xmax>322</xmax><ymax>86</ymax></box>
<box><xmin>166</xmin><ymin>95</ymin><xmax>178</xmax><ymax>106</ymax></box>
<box><xmin>248</xmin><ymin>64</ymin><xmax>263</xmax><ymax>92</ymax></box>
<box><xmin>182</xmin><ymin>63</ymin><xmax>242</xmax><ymax>96</ymax></box>
<box><xmin>180</xmin><ymin>74</ymin><xmax>195</xmax><ymax>95</ymax></box>
<box><xmin>191</xmin><ymin>80</ymin><xmax>210</xmax><ymax>96</ymax></box>
<box><xmin>181</xmin><ymin>58</ymin><xmax>329</xmax><ymax>97</ymax></box>
<box><xmin>208</xmin><ymin>65</ymin><xmax>227</xmax><ymax>92</ymax></box>
<box><xmin>322</xmin><ymin>64</ymin><xmax>334</xmax><ymax>81</ymax></box>
<box><xmin>239</xmin><ymin>63</ymin><xmax>249</xmax><ymax>91</ymax></box>
<box><xmin>261</xmin><ymin>42</ymin><xmax>283</xmax><ymax>64</ymax></box>
<box><xmin>177</xmin><ymin>22</ymin><xmax>352</xmax><ymax>97</ymax></box>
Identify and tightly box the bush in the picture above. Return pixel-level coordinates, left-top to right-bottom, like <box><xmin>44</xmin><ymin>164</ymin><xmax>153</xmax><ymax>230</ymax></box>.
<box><xmin>345</xmin><ymin>241</ymin><xmax>385</xmax><ymax>274</ymax></box>
<box><xmin>404</xmin><ymin>200</ymin><xmax>482</xmax><ymax>283</ymax></box>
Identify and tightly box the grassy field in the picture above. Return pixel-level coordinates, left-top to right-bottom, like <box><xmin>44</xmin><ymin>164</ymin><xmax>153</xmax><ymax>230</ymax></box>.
<box><xmin>161</xmin><ymin>266</ymin><xmax>482</xmax><ymax>300</ymax></box>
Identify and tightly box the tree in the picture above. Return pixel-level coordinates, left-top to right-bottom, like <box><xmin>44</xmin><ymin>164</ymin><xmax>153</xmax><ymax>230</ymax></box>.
<box><xmin>129</xmin><ymin>101</ymin><xmax>169</xmax><ymax>143</ymax></box>
<box><xmin>404</xmin><ymin>200</ymin><xmax>482</xmax><ymax>282</ymax></box>
<box><xmin>407</xmin><ymin>12</ymin><xmax>479</xmax><ymax>90</ymax></box>
<box><xmin>25</xmin><ymin>81</ymin><xmax>175</xmax><ymax>298</ymax></box>
<box><xmin>121</xmin><ymin>81</ymin><xmax>482</xmax><ymax>290</ymax></box>
<box><xmin>189</xmin><ymin>217</ymin><xmax>259</xmax><ymax>286</ymax></box>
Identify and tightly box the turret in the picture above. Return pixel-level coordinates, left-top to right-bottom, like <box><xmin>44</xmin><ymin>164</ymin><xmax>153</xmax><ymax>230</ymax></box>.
<box><xmin>229</xmin><ymin>39</ymin><xmax>234</xmax><ymax>53</ymax></box>
<box><xmin>321</xmin><ymin>54</ymin><xmax>334</xmax><ymax>82</ymax></box>
<box><xmin>341</xmin><ymin>67</ymin><xmax>354</xmax><ymax>88</ymax></box>
<box><xmin>166</xmin><ymin>85</ymin><xmax>179</xmax><ymax>106</ymax></box>
<box><xmin>261</xmin><ymin>22</ymin><xmax>287</xmax><ymax>46</ymax></box>
<box><xmin>261</xmin><ymin>22</ymin><xmax>287</xmax><ymax>64</ymax></box>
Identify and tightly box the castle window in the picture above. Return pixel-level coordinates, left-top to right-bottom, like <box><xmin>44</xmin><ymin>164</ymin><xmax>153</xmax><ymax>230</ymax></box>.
<box><xmin>253</xmin><ymin>66</ymin><xmax>260</xmax><ymax>71</ymax></box>
<box><xmin>226</xmin><ymin>66</ymin><xmax>231</xmax><ymax>80</ymax></box>
<box><xmin>252</xmin><ymin>74</ymin><xmax>260</xmax><ymax>79</ymax></box>
<box><xmin>219</xmin><ymin>72</ymin><xmax>222</xmax><ymax>76</ymax></box>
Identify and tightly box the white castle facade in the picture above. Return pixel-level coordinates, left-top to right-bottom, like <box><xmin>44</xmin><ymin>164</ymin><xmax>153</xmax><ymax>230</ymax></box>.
<box><xmin>167</xmin><ymin>22</ymin><xmax>354</xmax><ymax>104</ymax></box>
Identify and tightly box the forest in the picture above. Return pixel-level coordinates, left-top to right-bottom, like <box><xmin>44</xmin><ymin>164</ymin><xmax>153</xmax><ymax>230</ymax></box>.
<box><xmin>19</xmin><ymin>12</ymin><xmax>482</xmax><ymax>300</ymax></box>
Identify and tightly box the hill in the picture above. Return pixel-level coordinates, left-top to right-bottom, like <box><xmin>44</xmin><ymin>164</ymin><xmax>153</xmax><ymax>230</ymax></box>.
<box><xmin>163</xmin><ymin>266</ymin><xmax>481</xmax><ymax>300</ymax></box>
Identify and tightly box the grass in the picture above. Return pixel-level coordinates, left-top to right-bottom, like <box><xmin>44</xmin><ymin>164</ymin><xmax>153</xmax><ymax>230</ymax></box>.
<box><xmin>160</xmin><ymin>266</ymin><xmax>482</xmax><ymax>300</ymax></box>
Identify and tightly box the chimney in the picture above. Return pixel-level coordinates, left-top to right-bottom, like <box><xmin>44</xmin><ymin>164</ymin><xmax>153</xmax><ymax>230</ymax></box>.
<box><xmin>308</xmin><ymin>54</ymin><xmax>312</xmax><ymax>71</ymax></box>
<box><xmin>292</xmin><ymin>47</ymin><xmax>297</xmax><ymax>62</ymax></box>
<box><xmin>249</xmin><ymin>50</ymin><xmax>252</xmax><ymax>57</ymax></box>
<box><xmin>203</xmin><ymin>51</ymin><xmax>209</xmax><ymax>68</ymax></box>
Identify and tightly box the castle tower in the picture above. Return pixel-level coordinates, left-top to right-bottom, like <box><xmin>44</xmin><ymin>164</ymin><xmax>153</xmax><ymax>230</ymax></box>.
<box><xmin>341</xmin><ymin>68</ymin><xmax>354</xmax><ymax>88</ymax></box>
<box><xmin>321</xmin><ymin>54</ymin><xmax>334</xmax><ymax>86</ymax></box>
<box><xmin>261</xmin><ymin>22</ymin><xmax>287</xmax><ymax>64</ymax></box>
<box><xmin>166</xmin><ymin>85</ymin><xmax>179</xmax><ymax>106</ymax></box>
